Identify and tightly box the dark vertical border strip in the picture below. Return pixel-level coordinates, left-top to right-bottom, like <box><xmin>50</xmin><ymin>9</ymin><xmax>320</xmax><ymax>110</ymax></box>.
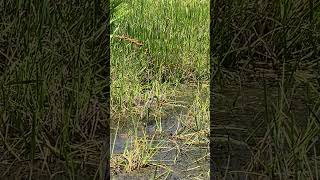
<box><xmin>210</xmin><ymin>0</ymin><xmax>216</xmax><ymax>179</ymax></box>
<box><xmin>105</xmin><ymin>0</ymin><xmax>111</xmax><ymax>178</ymax></box>
<box><xmin>210</xmin><ymin>0</ymin><xmax>223</xmax><ymax>179</ymax></box>
<box><xmin>96</xmin><ymin>0</ymin><xmax>110</xmax><ymax>179</ymax></box>
<box><xmin>104</xmin><ymin>0</ymin><xmax>110</xmax><ymax>179</ymax></box>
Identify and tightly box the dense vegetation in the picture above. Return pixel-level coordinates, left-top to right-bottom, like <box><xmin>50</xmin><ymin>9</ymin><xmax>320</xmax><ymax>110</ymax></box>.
<box><xmin>2</xmin><ymin>0</ymin><xmax>319</xmax><ymax>179</ymax></box>
<box><xmin>111</xmin><ymin>0</ymin><xmax>209</xmax><ymax>178</ymax></box>
<box><xmin>212</xmin><ymin>0</ymin><xmax>320</xmax><ymax>179</ymax></box>
<box><xmin>1</xmin><ymin>1</ymin><xmax>108</xmax><ymax>179</ymax></box>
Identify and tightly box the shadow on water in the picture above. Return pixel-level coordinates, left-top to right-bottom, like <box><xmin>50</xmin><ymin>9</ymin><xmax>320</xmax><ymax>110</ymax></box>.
<box><xmin>213</xmin><ymin>77</ymin><xmax>312</xmax><ymax>179</ymax></box>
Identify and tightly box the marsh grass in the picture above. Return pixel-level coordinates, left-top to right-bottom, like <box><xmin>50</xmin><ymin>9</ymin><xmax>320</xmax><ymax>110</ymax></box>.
<box><xmin>110</xmin><ymin>130</ymin><xmax>162</xmax><ymax>173</ymax></box>
<box><xmin>110</xmin><ymin>0</ymin><xmax>209</xmax><ymax>177</ymax></box>
<box><xmin>212</xmin><ymin>0</ymin><xmax>320</xmax><ymax>179</ymax></box>
<box><xmin>1</xmin><ymin>0</ymin><xmax>109</xmax><ymax>179</ymax></box>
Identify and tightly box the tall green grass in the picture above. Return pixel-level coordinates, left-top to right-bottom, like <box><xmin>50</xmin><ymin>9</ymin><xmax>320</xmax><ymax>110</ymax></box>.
<box><xmin>111</xmin><ymin>0</ymin><xmax>209</xmax><ymax>177</ymax></box>
<box><xmin>111</xmin><ymin>0</ymin><xmax>209</xmax><ymax>123</ymax></box>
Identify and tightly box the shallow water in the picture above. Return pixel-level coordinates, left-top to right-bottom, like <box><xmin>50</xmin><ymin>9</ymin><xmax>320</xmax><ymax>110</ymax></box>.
<box><xmin>111</xmin><ymin>113</ymin><xmax>209</xmax><ymax>179</ymax></box>
<box><xmin>111</xmin><ymin>86</ymin><xmax>209</xmax><ymax>179</ymax></box>
<box><xmin>111</xmin><ymin>78</ymin><xmax>313</xmax><ymax>179</ymax></box>
<box><xmin>212</xmin><ymin>79</ymin><xmax>312</xmax><ymax>179</ymax></box>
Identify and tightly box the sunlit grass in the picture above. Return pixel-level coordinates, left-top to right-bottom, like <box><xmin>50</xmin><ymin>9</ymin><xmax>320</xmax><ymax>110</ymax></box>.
<box><xmin>111</xmin><ymin>0</ymin><xmax>209</xmax><ymax>177</ymax></box>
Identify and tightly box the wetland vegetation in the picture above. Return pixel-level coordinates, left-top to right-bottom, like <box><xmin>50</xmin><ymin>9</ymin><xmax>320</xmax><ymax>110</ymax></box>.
<box><xmin>1</xmin><ymin>1</ymin><xmax>108</xmax><ymax>179</ymax></box>
<box><xmin>1</xmin><ymin>0</ymin><xmax>320</xmax><ymax>179</ymax></box>
<box><xmin>212</xmin><ymin>0</ymin><xmax>320</xmax><ymax>179</ymax></box>
<box><xmin>110</xmin><ymin>0</ymin><xmax>210</xmax><ymax>179</ymax></box>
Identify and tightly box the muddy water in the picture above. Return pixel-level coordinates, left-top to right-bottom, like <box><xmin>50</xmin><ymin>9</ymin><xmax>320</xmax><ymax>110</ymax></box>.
<box><xmin>111</xmin><ymin>78</ymin><xmax>313</xmax><ymax>179</ymax></box>
<box><xmin>111</xmin><ymin>114</ymin><xmax>209</xmax><ymax>179</ymax></box>
<box><xmin>111</xmin><ymin>87</ymin><xmax>209</xmax><ymax>179</ymax></box>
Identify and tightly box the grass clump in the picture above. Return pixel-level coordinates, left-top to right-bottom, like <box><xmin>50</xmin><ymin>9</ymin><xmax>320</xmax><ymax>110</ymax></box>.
<box><xmin>111</xmin><ymin>130</ymin><xmax>162</xmax><ymax>173</ymax></box>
